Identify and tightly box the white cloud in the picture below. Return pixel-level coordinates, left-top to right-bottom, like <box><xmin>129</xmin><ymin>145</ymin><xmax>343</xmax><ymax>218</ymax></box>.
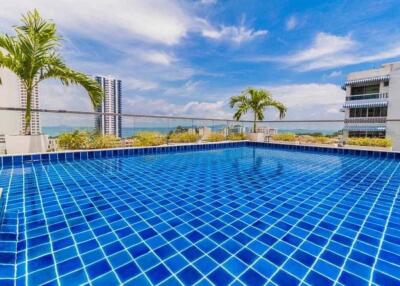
<box><xmin>202</xmin><ymin>25</ymin><xmax>268</xmax><ymax>44</ymax></box>
<box><xmin>269</xmin><ymin>83</ymin><xmax>344</xmax><ymax>108</ymax></box>
<box><xmin>165</xmin><ymin>80</ymin><xmax>203</xmax><ymax>96</ymax></box>
<box><xmin>327</xmin><ymin>70</ymin><xmax>342</xmax><ymax>78</ymax></box>
<box><xmin>0</xmin><ymin>0</ymin><xmax>192</xmax><ymax>46</ymax></box>
<box><xmin>123</xmin><ymin>78</ymin><xmax>159</xmax><ymax>91</ymax></box>
<box><xmin>286</xmin><ymin>16</ymin><xmax>298</xmax><ymax>31</ymax></box>
<box><xmin>287</xmin><ymin>33</ymin><xmax>356</xmax><ymax>64</ymax></box>
<box><xmin>137</xmin><ymin>51</ymin><xmax>176</xmax><ymax>66</ymax></box>
<box><xmin>125</xmin><ymin>96</ymin><xmax>231</xmax><ymax>118</ymax></box>
<box><xmin>267</xmin><ymin>83</ymin><xmax>344</xmax><ymax>120</ymax></box>
<box><xmin>249</xmin><ymin>32</ymin><xmax>400</xmax><ymax>71</ymax></box>
<box><xmin>199</xmin><ymin>0</ymin><xmax>217</xmax><ymax>4</ymax></box>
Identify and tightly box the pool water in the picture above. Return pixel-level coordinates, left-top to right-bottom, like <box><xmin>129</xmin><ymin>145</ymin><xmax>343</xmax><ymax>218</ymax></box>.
<box><xmin>0</xmin><ymin>146</ymin><xmax>399</xmax><ymax>286</ymax></box>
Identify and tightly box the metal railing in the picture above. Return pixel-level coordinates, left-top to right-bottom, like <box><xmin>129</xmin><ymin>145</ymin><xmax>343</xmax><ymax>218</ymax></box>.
<box><xmin>344</xmin><ymin>117</ymin><xmax>387</xmax><ymax>124</ymax></box>
<box><xmin>345</xmin><ymin>92</ymin><xmax>388</xmax><ymax>101</ymax></box>
<box><xmin>2</xmin><ymin>106</ymin><xmax>400</xmax><ymax>153</ymax></box>
<box><xmin>0</xmin><ymin>105</ymin><xmax>344</xmax><ymax>140</ymax></box>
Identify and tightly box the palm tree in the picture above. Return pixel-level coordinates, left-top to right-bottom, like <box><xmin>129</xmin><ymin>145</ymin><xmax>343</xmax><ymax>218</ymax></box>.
<box><xmin>230</xmin><ymin>87</ymin><xmax>286</xmax><ymax>132</ymax></box>
<box><xmin>0</xmin><ymin>10</ymin><xmax>102</xmax><ymax>135</ymax></box>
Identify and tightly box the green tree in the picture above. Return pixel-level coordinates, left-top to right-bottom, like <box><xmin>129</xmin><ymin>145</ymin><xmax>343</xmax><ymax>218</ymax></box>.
<box><xmin>230</xmin><ymin>87</ymin><xmax>287</xmax><ymax>132</ymax></box>
<box><xmin>0</xmin><ymin>10</ymin><xmax>102</xmax><ymax>135</ymax></box>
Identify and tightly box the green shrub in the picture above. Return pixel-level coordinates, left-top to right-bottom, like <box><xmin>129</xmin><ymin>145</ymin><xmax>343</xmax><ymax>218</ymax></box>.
<box><xmin>226</xmin><ymin>133</ymin><xmax>248</xmax><ymax>141</ymax></box>
<box><xmin>272</xmin><ymin>133</ymin><xmax>297</xmax><ymax>142</ymax></box>
<box><xmin>299</xmin><ymin>135</ymin><xmax>331</xmax><ymax>144</ymax></box>
<box><xmin>58</xmin><ymin>131</ymin><xmax>122</xmax><ymax>150</ymax></box>
<box><xmin>205</xmin><ymin>132</ymin><xmax>226</xmax><ymax>142</ymax></box>
<box><xmin>89</xmin><ymin>134</ymin><xmax>121</xmax><ymax>149</ymax></box>
<box><xmin>132</xmin><ymin>132</ymin><xmax>166</xmax><ymax>146</ymax></box>
<box><xmin>58</xmin><ymin>131</ymin><xmax>89</xmax><ymax>150</ymax></box>
<box><xmin>347</xmin><ymin>137</ymin><xmax>392</xmax><ymax>148</ymax></box>
<box><xmin>168</xmin><ymin>132</ymin><xmax>200</xmax><ymax>143</ymax></box>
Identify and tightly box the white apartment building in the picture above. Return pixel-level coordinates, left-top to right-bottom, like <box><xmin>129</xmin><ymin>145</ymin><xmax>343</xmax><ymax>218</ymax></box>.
<box><xmin>342</xmin><ymin>61</ymin><xmax>400</xmax><ymax>150</ymax></box>
<box><xmin>0</xmin><ymin>68</ymin><xmax>41</xmax><ymax>136</ymax></box>
<box><xmin>95</xmin><ymin>76</ymin><xmax>122</xmax><ymax>137</ymax></box>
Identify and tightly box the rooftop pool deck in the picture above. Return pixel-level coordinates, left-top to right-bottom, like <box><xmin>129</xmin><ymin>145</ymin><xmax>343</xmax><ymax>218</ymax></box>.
<box><xmin>0</xmin><ymin>142</ymin><xmax>399</xmax><ymax>286</ymax></box>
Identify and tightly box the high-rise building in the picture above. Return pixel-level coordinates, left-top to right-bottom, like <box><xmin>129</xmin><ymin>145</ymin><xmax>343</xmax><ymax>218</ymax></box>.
<box><xmin>0</xmin><ymin>68</ymin><xmax>41</xmax><ymax>135</ymax></box>
<box><xmin>342</xmin><ymin>61</ymin><xmax>400</xmax><ymax>150</ymax></box>
<box><xmin>20</xmin><ymin>80</ymin><xmax>40</xmax><ymax>135</ymax></box>
<box><xmin>95</xmin><ymin>76</ymin><xmax>122</xmax><ymax>137</ymax></box>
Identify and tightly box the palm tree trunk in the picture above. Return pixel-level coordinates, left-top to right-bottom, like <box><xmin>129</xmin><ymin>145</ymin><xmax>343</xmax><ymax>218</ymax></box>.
<box><xmin>24</xmin><ymin>88</ymin><xmax>32</xmax><ymax>135</ymax></box>
<box><xmin>253</xmin><ymin>113</ymin><xmax>257</xmax><ymax>133</ymax></box>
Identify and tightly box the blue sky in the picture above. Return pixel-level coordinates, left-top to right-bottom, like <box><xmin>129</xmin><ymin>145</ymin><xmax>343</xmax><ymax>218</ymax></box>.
<box><xmin>2</xmin><ymin>0</ymin><xmax>400</xmax><ymax>121</ymax></box>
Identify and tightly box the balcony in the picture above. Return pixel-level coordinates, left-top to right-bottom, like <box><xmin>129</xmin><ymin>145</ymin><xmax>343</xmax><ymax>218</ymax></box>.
<box><xmin>344</xmin><ymin>117</ymin><xmax>386</xmax><ymax>124</ymax></box>
<box><xmin>345</xmin><ymin>92</ymin><xmax>388</xmax><ymax>101</ymax></box>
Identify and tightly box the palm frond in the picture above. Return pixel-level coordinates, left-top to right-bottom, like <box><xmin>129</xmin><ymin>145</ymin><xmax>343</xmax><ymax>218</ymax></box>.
<box><xmin>229</xmin><ymin>87</ymin><xmax>287</xmax><ymax>127</ymax></box>
<box><xmin>41</xmin><ymin>63</ymin><xmax>103</xmax><ymax>107</ymax></box>
<box><xmin>0</xmin><ymin>10</ymin><xmax>103</xmax><ymax>134</ymax></box>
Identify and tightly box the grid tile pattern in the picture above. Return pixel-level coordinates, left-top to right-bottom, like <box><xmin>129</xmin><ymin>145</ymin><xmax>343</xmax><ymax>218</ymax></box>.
<box><xmin>0</xmin><ymin>146</ymin><xmax>400</xmax><ymax>286</ymax></box>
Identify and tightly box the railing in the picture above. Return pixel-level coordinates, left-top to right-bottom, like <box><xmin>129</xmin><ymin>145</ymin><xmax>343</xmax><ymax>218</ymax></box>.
<box><xmin>344</xmin><ymin>117</ymin><xmax>386</xmax><ymax>124</ymax></box>
<box><xmin>345</xmin><ymin>93</ymin><xmax>388</xmax><ymax>101</ymax></box>
<box><xmin>1</xmin><ymin>106</ymin><xmax>400</xmax><ymax>153</ymax></box>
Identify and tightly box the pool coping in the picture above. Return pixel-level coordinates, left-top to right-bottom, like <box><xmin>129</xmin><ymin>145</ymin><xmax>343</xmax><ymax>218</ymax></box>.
<box><xmin>1</xmin><ymin>140</ymin><xmax>400</xmax><ymax>168</ymax></box>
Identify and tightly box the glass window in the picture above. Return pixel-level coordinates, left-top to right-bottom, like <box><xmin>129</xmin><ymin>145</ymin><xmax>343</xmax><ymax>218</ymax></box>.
<box><xmin>368</xmin><ymin>108</ymin><xmax>374</xmax><ymax>117</ymax></box>
<box><xmin>350</xmin><ymin>84</ymin><xmax>380</xmax><ymax>95</ymax></box>
<box><xmin>361</xmin><ymin>108</ymin><xmax>367</xmax><ymax>117</ymax></box>
<box><xmin>382</xmin><ymin>107</ymin><xmax>387</xmax><ymax>116</ymax></box>
<box><xmin>351</xmin><ymin>86</ymin><xmax>364</xmax><ymax>95</ymax></box>
<box><xmin>365</xmin><ymin>84</ymin><xmax>379</xmax><ymax>93</ymax></box>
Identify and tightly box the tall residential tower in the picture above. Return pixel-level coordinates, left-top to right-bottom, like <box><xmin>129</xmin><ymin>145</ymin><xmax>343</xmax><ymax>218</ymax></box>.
<box><xmin>95</xmin><ymin>76</ymin><xmax>122</xmax><ymax>137</ymax></box>
<box><xmin>342</xmin><ymin>61</ymin><xmax>400</xmax><ymax>150</ymax></box>
<box><xmin>0</xmin><ymin>68</ymin><xmax>41</xmax><ymax>136</ymax></box>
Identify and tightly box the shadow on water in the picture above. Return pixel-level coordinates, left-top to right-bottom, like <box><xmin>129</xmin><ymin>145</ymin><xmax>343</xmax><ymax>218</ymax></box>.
<box><xmin>231</xmin><ymin>148</ymin><xmax>284</xmax><ymax>188</ymax></box>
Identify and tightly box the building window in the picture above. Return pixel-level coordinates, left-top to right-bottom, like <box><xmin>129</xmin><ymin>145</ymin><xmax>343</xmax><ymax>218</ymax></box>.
<box><xmin>348</xmin><ymin>131</ymin><xmax>385</xmax><ymax>138</ymax></box>
<box><xmin>349</xmin><ymin>107</ymin><xmax>387</xmax><ymax>118</ymax></box>
<box><xmin>384</xmin><ymin>81</ymin><xmax>389</xmax><ymax>87</ymax></box>
<box><xmin>351</xmin><ymin>84</ymin><xmax>380</xmax><ymax>95</ymax></box>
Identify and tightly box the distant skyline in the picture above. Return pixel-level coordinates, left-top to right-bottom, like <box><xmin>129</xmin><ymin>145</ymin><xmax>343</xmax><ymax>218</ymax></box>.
<box><xmin>1</xmin><ymin>0</ymin><xmax>400</xmax><ymax>121</ymax></box>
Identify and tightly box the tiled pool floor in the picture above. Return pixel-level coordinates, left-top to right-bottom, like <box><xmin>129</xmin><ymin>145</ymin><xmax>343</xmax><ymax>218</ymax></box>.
<box><xmin>0</xmin><ymin>146</ymin><xmax>400</xmax><ymax>285</ymax></box>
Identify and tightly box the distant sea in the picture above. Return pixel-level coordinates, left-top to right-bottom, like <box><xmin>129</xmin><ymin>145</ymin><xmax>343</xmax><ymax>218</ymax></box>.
<box><xmin>43</xmin><ymin>126</ymin><xmax>341</xmax><ymax>137</ymax></box>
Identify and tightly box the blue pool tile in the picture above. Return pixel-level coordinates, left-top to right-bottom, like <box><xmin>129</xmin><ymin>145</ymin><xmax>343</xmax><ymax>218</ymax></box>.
<box><xmin>128</xmin><ymin>243</ymin><xmax>149</xmax><ymax>258</ymax></box>
<box><xmin>272</xmin><ymin>270</ymin><xmax>300</xmax><ymax>286</ymax></box>
<box><xmin>87</xmin><ymin>259</ymin><xmax>112</xmax><ymax>280</ymax></box>
<box><xmin>339</xmin><ymin>270</ymin><xmax>368</xmax><ymax>286</ymax></box>
<box><xmin>115</xmin><ymin>262</ymin><xmax>141</xmax><ymax>282</ymax></box>
<box><xmin>236</xmin><ymin>248</ymin><xmax>258</xmax><ymax>265</ymax></box>
<box><xmin>207</xmin><ymin>267</ymin><xmax>234</xmax><ymax>286</ymax></box>
<box><xmin>155</xmin><ymin>244</ymin><xmax>176</xmax><ymax>260</ymax></box>
<box><xmin>57</xmin><ymin>257</ymin><xmax>82</xmax><ymax>276</ymax></box>
<box><xmin>146</xmin><ymin>263</ymin><xmax>171</xmax><ymax>285</ymax></box>
<box><xmin>194</xmin><ymin>255</ymin><xmax>218</xmax><ymax>275</ymax></box>
<box><xmin>264</xmin><ymin>249</ymin><xmax>286</xmax><ymax>266</ymax></box>
<box><xmin>1</xmin><ymin>144</ymin><xmax>400</xmax><ymax>285</ymax></box>
<box><xmin>165</xmin><ymin>254</ymin><xmax>188</xmax><ymax>273</ymax></box>
<box><xmin>373</xmin><ymin>270</ymin><xmax>400</xmax><ymax>286</ymax></box>
<box><xmin>136</xmin><ymin>252</ymin><xmax>161</xmax><ymax>270</ymax></box>
<box><xmin>182</xmin><ymin>246</ymin><xmax>203</xmax><ymax>261</ymax></box>
<box><xmin>305</xmin><ymin>270</ymin><xmax>334</xmax><ymax>286</ymax></box>
<box><xmin>209</xmin><ymin>247</ymin><xmax>230</xmax><ymax>263</ymax></box>
<box><xmin>177</xmin><ymin>266</ymin><xmax>202</xmax><ymax>285</ymax></box>
<box><xmin>240</xmin><ymin>268</ymin><xmax>266</xmax><ymax>286</ymax></box>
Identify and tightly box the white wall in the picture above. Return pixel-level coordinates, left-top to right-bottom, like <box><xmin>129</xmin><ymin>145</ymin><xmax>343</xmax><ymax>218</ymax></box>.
<box><xmin>386</xmin><ymin>66</ymin><xmax>400</xmax><ymax>151</ymax></box>
<box><xmin>0</xmin><ymin>68</ymin><xmax>21</xmax><ymax>135</ymax></box>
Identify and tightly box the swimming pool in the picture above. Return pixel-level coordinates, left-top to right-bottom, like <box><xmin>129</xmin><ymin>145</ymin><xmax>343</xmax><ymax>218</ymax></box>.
<box><xmin>0</xmin><ymin>144</ymin><xmax>399</xmax><ymax>286</ymax></box>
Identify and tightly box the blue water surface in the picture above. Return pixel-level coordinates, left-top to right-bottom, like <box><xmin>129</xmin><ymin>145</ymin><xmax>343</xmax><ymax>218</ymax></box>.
<box><xmin>0</xmin><ymin>146</ymin><xmax>399</xmax><ymax>286</ymax></box>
